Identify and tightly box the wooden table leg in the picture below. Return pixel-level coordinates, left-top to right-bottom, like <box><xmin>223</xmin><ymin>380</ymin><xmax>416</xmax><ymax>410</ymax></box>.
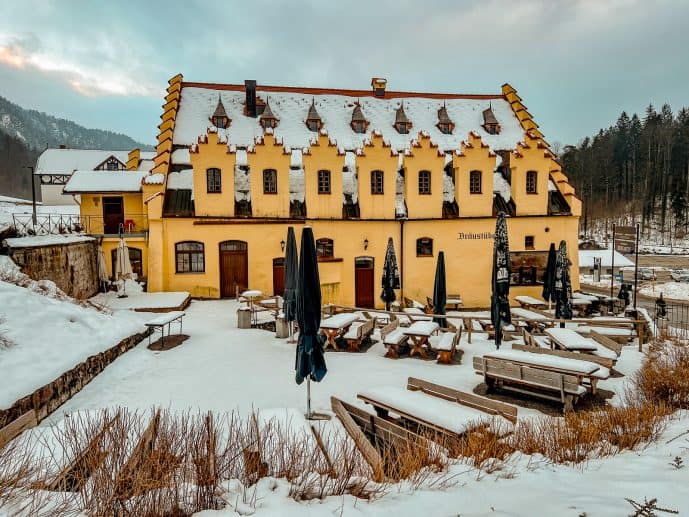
<box><xmin>347</xmin><ymin>339</ymin><xmax>360</xmax><ymax>353</ymax></box>
<box><xmin>384</xmin><ymin>344</ymin><xmax>399</xmax><ymax>358</ymax></box>
<box><xmin>437</xmin><ymin>350</ymin><xmax>451</xmax><ymax>364</ymax></box>
<box><xmin>409</xmin><ymin>336</ymin><xmax>428</xmax><ymax>358</ymax></box>
<box><xmin>324</xmin><ymin>329</ymin><xmax>339</xmax><ymax>350</ymax></box>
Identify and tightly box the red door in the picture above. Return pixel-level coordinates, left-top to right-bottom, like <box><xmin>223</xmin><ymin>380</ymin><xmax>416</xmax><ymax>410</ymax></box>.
<box><xmin>272</xmin><ymin>258</ymin><xmax>285</xmax><ymax>296</ymax></box>
<box><xmin>355</xmin><ymin>257</ymin><xmax>374</xmax><ymax>308</ymax></box>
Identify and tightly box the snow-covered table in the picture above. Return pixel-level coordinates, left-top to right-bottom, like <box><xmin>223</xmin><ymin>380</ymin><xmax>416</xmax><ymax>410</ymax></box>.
<box><xmin>403</xmin><ymin>321</ymin><xmax>440</xmax><ymax>358</ymax></box>
<box><xmin>545</xmin><ymin>328</ymin><xmax>598</xmax><ymax>352</ymax></box>
<box><xmin>320</xmin><ymin>313</ymin><xmax>360</xmax><ymax>349</ymax></box>
<box><xmin>402</xmin><ymin>307</ymin><xmax>433</xmax><ymax>322</ymax></box>
<box><xmin>446</xmin><ymin>296</ymin><xmax>463</xmax><ymax>310</ymax></box>
<box><xmin>515</xmin><ymin>295</ymin><xmax>547</xmax><ymax>309</ymax></box>
<box><xmin>145</xmin><ymin>311</ymin><xmax>185</xmax><ymax>347</ymax></box>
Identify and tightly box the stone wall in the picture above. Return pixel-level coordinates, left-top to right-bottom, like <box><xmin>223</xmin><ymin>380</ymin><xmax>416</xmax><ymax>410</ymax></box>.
<box><xmin>0</xmin><ymin>330</ymin><xmax>150</xmax><ymax>429</ymax></box>
<box><xmin>9</xmin><ymin>241</ymin><xmax>99</xmax><ymax>299</ymax></box>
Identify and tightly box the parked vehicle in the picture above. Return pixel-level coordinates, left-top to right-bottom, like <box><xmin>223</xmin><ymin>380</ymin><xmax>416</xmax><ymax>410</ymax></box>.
<box><xmin>638</xmin><ymin>268</ymin><xmax>657</xmax><ymax>281</ymax></box>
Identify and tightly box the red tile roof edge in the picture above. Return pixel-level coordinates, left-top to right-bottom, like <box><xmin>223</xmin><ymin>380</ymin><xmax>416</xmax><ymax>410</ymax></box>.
<box><xmin>181</xmin><ymin>82</ymin><xmax>504</xmax><ymax>100</ymax></box>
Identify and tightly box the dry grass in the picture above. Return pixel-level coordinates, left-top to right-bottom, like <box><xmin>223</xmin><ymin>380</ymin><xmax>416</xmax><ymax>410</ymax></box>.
<box><xmin>633</xmin><ymin>340</ymin><xmax>689</xmax><ymax>410</ymax></box>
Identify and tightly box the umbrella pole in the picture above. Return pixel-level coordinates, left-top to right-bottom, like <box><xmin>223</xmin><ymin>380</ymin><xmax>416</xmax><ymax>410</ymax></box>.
<box><xmin>306</xmin><ymin>377</ymin><xmax>312</xmax><ymax>418</ymax></box>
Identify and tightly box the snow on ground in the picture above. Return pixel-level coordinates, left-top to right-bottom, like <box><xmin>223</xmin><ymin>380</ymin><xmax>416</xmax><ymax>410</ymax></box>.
<box><xmin>4</xmin><ymin>234</ymin><xmax>94</xmax><ymax>248</ymax></box>
<box><xmin>0</xmin><ymin>279</ymin><xmax>149</xmax><ymax>409</ymax></box>
<box><xmin>579</xmin><ymin>274</ymin><xmax>620</xmax><ymax>290</ymax></box>
<box><xmin>91</xmin><ymin>279</ymin><xmax>189</xmax><ymax>310</ymax></box>
<box><xmin>640</xmin><ymin>281</ymin><xmax>689</xmax><ymax>301</ymax></box>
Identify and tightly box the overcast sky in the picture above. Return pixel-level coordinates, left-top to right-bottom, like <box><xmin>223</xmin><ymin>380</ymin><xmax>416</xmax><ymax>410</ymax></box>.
<box><xmin>1</xmin><ymin>0</ymin><xmax>687</xmax><ymax>147</ymax></box>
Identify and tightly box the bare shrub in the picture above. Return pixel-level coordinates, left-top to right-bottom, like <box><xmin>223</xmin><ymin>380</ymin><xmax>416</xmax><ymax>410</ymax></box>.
<box><xmin>632</xmin><ymin>342</ymin><xmax>689</xmax><ymax>410</ymax></box>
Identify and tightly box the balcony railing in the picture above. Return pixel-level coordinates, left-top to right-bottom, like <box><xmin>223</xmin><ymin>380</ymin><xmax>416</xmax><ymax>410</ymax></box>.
<box><xmin>10</xmin><ymin>214</ymin><xmax>148</xmax><ymax>237</ymax></box>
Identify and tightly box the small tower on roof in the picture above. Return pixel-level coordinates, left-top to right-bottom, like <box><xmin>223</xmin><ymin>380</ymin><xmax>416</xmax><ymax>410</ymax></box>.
<box><xmin>482</xmin><ymin>103</ymin><xmax>501</xmax><ymax>135</ymax></box>
<box><xmin>260</xmin><ymin>99</ymin><xmax>279</xmax><ymax>130</ymax></box>
<box><xmin>350</xmin><ymin>101</ymin><xmax>369</xmax><ymax>134</ymax></box>
<box><xmin>305</xmin><ymin>98</ymin><xmax>322</xmax><ymax>132</ymax></box>
<box><xmin>394</xmin><ymin>102</ymin><xmax>411</xmax><ymax>134</ymax></box>
<box><xmin>437</xmin><ymin>102</ymin><xmax>454</xmax><ymax>135</ymax></box>
<box><xmin>210</xmin><ymin>94</ymin><xmax>231</xmax><ymax>129</ymax></box>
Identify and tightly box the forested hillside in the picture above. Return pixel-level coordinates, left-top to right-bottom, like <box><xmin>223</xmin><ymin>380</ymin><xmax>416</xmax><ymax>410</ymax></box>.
<box><xmin>561</xmin><ymin>104</ymin><xmax>689</xmax><ymax>235</ymax></box>
<box><xmin>0</xmin><ymin>94</ymin><xmax>152</xmax><ymax>199</ymax></box>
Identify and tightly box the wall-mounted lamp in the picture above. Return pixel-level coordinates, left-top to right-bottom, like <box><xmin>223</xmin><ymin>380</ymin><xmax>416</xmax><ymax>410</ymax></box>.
<box><xmin>363</xmin><ymin>238</ymin><xmax>369</xmax><ymax>250</ymax></box>
<box><xmin>280</xmin><ymin>239</ymin><xmax>286</xmax><ymax>252</ymax></box>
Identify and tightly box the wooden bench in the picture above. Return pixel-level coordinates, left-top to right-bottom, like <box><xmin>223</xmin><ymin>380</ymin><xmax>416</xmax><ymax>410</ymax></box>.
<box><xmin>358</xmin><ymin>377</ymin><xmax>517</xmax><ymax>442</ymax></box>
<box><xmin>473</xmin><ymin>355</ymin><xmax>588</xmax><ymax>412</ymax></box>
<box><xmin>343</xmin><ymin>317</ymin><xmax>375</xmax><ymax>352</ymax></box>
<box><xmin>511</xmin><ymin>343</ymin><xmax>614</xmax><ymax>377</ymax></box>
<box><xmin>381</xmin><ymin>319</ymin><xmax>409</xmax><ymax>358</ymax></box>
<box><xmin>546</xmin><ymin>327</ymin><xmax>619</xmax><ymax>365</ymax></box>
<box><xmin>145</xmin><ymin>311</ymin><xmax>185</xmax><ymax>347</ymax></box>
<box><xmin>446</xmin><ymin>294</ymin><xmax>462</xmax><ymax>310</ymax></box>
<box><xmin>429</xmin><ymin>328</ymin><xmax>462</xmax><ymax>364</ymax></box>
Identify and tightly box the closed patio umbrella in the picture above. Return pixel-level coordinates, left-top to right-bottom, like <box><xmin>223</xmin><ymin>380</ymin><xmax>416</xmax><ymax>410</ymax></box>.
<box><xmin>294</xmin><ymin>227</ymin><xmax>327</xmax><ymax>419</ymax></box>
<box><xmin>380</xmin><ymin>237</ymin><xmax>400</xmax><ymax>311</ymax></box>
<box><xmin>97</xmin><ymin>247</ymin><xmax>109</xmax><ymax>287</ymax></box>
<box><xmin>491</xmin><ymin>212</ymin><xmax>511</xmax><ymax>349</ymax></box>
<box><xmin>283</xmin><ymin>227</ymin><xmax>298</xmax><ymax>342</ymax></box>
<box><xmin>115</xmin><ymin>236</ymin><xmax>133</xmax><ymax>298</ymax></box>
<box><xmin>555</xmin><ymin>240</ymin><xmax>573</xmax><ymax>326</ymax></box>
<box><xmin>433</xmin><ymin>251</ymin><xmax>446</xmax><ymax>327</ymax></box>
<box><xmin>542</xmin><ymin>242</ymin><xmax>557</xmax><ymax>310</ymax></box>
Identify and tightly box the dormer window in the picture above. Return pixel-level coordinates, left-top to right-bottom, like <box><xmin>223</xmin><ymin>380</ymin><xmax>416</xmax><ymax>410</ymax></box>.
<box><xmin>305</xmin><ymin>99</ymin><xmax>322</xmax><ymax>132</ymax></box>
<box><xmin>260</xmin><ymin>100</ymin><xmax>279</xmax><ymax>130</ymax></box>
<box><xmin>351</xmin><ymin>102</ymin><xmax>369</xmax><ymax>134</ymax></box>
<box><xmin>210</xmin><ymin>95</ymin><xmax>231</xmax><ymax>129</ymax></box>
<box><xmin>394</xmin><ymin>103</ymin><xmax>412</xmax><ymax>135</ymax></box>
<box><xmin>482</xmin><ymin>105</ymin><xmax>501</xmax><ymax>135</ymax></box>
<box><xmin>436</xmin><ymin>103</ymin><xmax>454</xmax><ymax>135</ymax></box>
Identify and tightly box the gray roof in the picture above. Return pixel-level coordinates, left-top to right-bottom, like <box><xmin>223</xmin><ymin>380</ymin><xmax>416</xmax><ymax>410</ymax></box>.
<box><xmin>306</xmin><ymin>100</ymin><xmax>321</xmax><ymax>122</ymax></box>
<box><xmin>437</xmin><ymin>104</ymin><xmax>453</xmax><ymax>124</ymax></box>
<box><xmin>395</xmin><ymin>103</ymin><xmax>411</xmax><ymax>125</ymax></box>
<box><xmin>351</xmin><ymin>103</ymin><xmax>367</xmax><ymax>123</ymax></box>
<box><xmin>212</xmin><ymin>95</ymin><xmax>228</xmax><ymax>118</ymax></box>
<box><xmin>483</xmin><ymin>106</ymin><xmax>498</xmax><ymax>125</ymax></box>
<box><xmin>260</xmin><ymin>100</ymin><xmax>279</xmax><ymax>121</ymax></box>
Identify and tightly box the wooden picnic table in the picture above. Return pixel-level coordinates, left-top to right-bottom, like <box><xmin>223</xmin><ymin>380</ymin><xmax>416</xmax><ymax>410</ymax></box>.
<box><xmin>514</xmin><ymin>295</ymin><xmax>548</xmax><ymax>309</ymax></box>
<box><xmin>320</xmin><ymin>313</ymin><xmax>360</xmax><ymax>350</ymax></box>
<box><xmin>545</xmin><ymin>327</ymin><xmax>598</xmax><ymax>352</ymax></box>
<box><xmin>446</xmin><ymin>296</ymin><xmax>463</xmax><ymax>310</ymax></box>
<box><xmin>482</xmin><ymin>349</ymin><xmax>608</xmax><ymax>394</ymax></box>
<box><xmin>403</xmin><ymin>321</ymin><xmax>439</xmax><ymax>358</ymax></box>
<box><xmin>241</xmin><ymin>290</ymin><xmax>264</xmax><ymax>326</ymax></box>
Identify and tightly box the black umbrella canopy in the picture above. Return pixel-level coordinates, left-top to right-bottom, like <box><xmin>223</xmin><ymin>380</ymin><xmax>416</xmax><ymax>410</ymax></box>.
<box><xmin>542</xmin><ymin>243</ymin><xmax>557</xmax><ymax>303</ymax></box>
<box><xmin>294</xmin><ymin>227</ymin><xmax>327</xmax><ymax>385</ymax></box>
<box><xmin>283</xmin><ymin>227</ymin><xmax>298</xmax><ymax>322</ymax></box>
<box><xmin>555</xmin><ymin>240</ymin><xmax>573</xmax><ymax>321</ymax></box>
<box><xmin>433</xmin><ymin>251</ymin><xmax>447</xmax><ymax>327</ymax></box>
<box><xmin>380</xmin><ymin>237</ymin><xmax>400</xmax><ymax>310</ymax></box>
<box><xmin>491</xmin><ymin>212</ymin><xmax>512</xmax><ymax>349</ymax></box>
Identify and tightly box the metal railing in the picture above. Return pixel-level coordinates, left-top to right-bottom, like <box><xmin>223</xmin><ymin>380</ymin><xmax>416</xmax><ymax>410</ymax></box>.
<box><xmin>10</xmin><ymin>213</ymin><xmax>148</xmax><ymax>237</ymax></box>
<box><xmin>654</xmin><ymin>300</ymin><xmax>689</xmax><ymax>341</ymax></box>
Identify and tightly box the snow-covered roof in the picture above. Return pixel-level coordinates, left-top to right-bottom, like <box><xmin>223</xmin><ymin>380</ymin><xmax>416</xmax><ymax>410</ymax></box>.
<box><xmin>143</xmin><ymin>173</ymin><xmax>165</xmax><ymax>185</ymax></box>
<box><xmin>493</xmin><ymin>172</ymin><xmax>512</xmax><ymax>202</ymax></box>
<box><xmin>63</xmin><ymin>171</ymin><xmax>146</xmax><ymax>193</ymax></box>
<box><xmin>4</xmin><ymin>234</ymin><xmax>95</xmax><ymax>248</ymax></box>
<box><xmin>167</xmin><ymin>169</ymin><xmax>194</xmax><ymax>190</ymax></box>
<box><xmin>137</xmin><ymin>159</ymin><xmax>155</xmax><ymax>172</ymax></box>
<box><xmin>171</xmin><ymin>148</ymin><xmax>191</xmax><ymax>165</ymax></box>
<box><xmin>35</xmin><ymin>149</ymin><xmax>130</xmax><ymax>175</ymax></box>
<box><xmin>579</xmin><ymin>249</ymin><xmax>634</xmax><ymax>268</ymax></box>
<box><xmin>172</xmin><ymin>84</ymin><xmax>526</xmax><ymax>153</ymax></box>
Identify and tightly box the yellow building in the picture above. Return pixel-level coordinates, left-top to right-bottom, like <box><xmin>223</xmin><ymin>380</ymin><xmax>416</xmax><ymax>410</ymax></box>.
<box><xmin>64</xmin><ymin>76</ymin><xmax>582</xmax><ymax>308</ymax></box>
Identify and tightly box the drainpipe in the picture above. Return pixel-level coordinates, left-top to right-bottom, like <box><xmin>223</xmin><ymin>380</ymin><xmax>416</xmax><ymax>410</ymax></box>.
<box><xmin>399</xmin><ymin>219</ymin><xmax>404</xmax><ymax>301</ymax></box>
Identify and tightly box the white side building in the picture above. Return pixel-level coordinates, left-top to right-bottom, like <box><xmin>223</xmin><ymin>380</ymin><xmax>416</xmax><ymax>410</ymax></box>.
<box><xmin>35</xmin><ymin>148</ymin><xmax>155</xmax><ymax>205</ymax></box>
<box><xmin>579</xmin><ymin>249</ymin><xmax>634</xmax><ymax>276</ymax></box>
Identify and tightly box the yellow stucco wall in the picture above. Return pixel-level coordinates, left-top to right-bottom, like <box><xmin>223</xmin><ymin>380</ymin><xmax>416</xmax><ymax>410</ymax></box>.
<box><xmin>79</xmin><ymin>192</ymin><xmax>146</xmax><ymax>234</ymax></box>
<box><xmin>247</xmin><ymin>134</ymin><xmax>292</xmax><ymax>218</ymax></box>
<box><xmin>453</xmin><ymin>133</ymin><xmax>495</xmax><ymax>217</ymax></box>
<box><xmin>190</xmin><ymin>132</ymin><xmax>236</xmax><ymax>217</ymax></box>
<box><xmin>403</xmin><ymin>134</ymin><xmax>444</xmax><ymax>219</ymax></box>
<box><xmin>511</xmin><ymin>133</ymin><xmax>550</xmax><ymax>216</ymax></box>
<box><xmin>357</xmin><ymin>133</ymin><xmax>398</xmax><ymax>220</ymax></box>
<box><xmin>302</xmin><ymin>133</ymin><xmax>343</xmax><ymax>219</ymax></box>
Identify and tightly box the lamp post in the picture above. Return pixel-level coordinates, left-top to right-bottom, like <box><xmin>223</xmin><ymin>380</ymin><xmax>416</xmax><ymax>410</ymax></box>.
<box><xmin>25</xmin><ymin>165</ymin><xmax>37</xmax><ymax>227</ymax></box>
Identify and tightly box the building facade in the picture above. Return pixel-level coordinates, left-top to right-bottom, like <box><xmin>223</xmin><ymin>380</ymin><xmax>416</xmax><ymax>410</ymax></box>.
<box><xmin>65</xmin><ymin>75</ymin><xmax>581</xmax><ymax>308</ymax></box>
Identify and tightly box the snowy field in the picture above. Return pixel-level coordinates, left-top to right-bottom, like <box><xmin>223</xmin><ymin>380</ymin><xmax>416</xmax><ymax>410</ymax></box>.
<box><xmin>640</xmin><ymin>281</ymin><xmax>689</xmax><ymax>301</ymax></box>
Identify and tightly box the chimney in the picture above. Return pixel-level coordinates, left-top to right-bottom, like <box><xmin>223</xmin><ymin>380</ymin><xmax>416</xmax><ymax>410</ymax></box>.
<box><xmin>371</xmin><ymin>77</ymin><xmax>387</xmax><ymax>98</ymax></box>
<box><xmin>245</xmin><ymin>80</ymin><xmax>257</xmax><ymax>118</ymax></box>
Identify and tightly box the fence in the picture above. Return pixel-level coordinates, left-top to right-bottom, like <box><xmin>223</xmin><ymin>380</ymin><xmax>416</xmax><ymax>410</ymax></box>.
<box><xmin>11</xmin><ymin>214</ymin><xmax>148</xmax><ymax>237</ymax></box>
<box><xmin>654</xmin><ymin>300</ymin><xmax>689</xmax><ymax>341</ymax></box>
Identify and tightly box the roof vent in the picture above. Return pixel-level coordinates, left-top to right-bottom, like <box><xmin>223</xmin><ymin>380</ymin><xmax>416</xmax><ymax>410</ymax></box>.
<box><xmin>371</xmin><ymin>77</ymin><xmax>387</xmax><ymax>98</ymax></box>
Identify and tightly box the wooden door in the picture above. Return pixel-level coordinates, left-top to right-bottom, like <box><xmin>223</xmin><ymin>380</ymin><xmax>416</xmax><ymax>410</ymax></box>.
<box><xmin>102</xmin><ymin>196</ymin><xmax>124</xmax><ymax>234</ymax></box>
<box><xmin>219</xmin><ymin>241</ymin><xmax>248</xmax><ymax>298</ymax></box>
<box><xmin>272</xmin><ymin>258</ymin><xmax>285</xmax><ymax>296</ymax></box>
<box><xmin>355</xmin><ymin>257</ymin><xmax>374</xmax><ymax>308</ymax></box>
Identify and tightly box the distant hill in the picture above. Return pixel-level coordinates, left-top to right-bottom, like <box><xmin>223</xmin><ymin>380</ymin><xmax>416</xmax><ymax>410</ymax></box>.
<box><xmin>0</xmin><ymin>94</ymin><xmax>153</xmax><ymax>199</ymax></box>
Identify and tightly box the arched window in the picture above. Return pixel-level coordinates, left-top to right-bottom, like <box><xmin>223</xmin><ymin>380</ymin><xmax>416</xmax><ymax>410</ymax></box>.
<box><xmin>175</xmin><ymin>241</ymin><xmax>205</xmax><ymax>273</ymax></box>
<box><xmin>219</xmin><ymin>240</ymin><xmax>247</xmax><ymax>252</ymax></box>
<box><xmin>526</xmin><ymin>170</ymin><xmax>538</xmax><ymax>194</ymax></box>
<box><xmin>263</xmin><ymin>169</ymin><xmax>277</xmax><ymax>194</ymax></box>
<box><xmin>206</xmin><ymin>168</ymin><xmax>221</xmax><ymax>193</ymax></box>
<box><xmin>469</xmin><ymin>170</ymin><xmax>482</xmax><ymax>194</ymax></box>
<box><xmin>418</xmin><ymin>170</ymin><xmax>431</xmax><ymax>195</ymax></box>
<box><xmin>371</xmin><ymin>170</ymin><xmax>384</xmax><ymax>195</ymax></box>
<box><xmin>317</xmin><ymin>170</ymin><xmax>331</xmax><ymax>194</ymax></box>
<box><xmin>316</xmin><ymin>238</ymin><xmax>334</xmax><ymax>259</ymax></box>
<box><xmin>416</xmin><ymin>237</ymin><xmax>433</xmax><ymax>257</ymax></box>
